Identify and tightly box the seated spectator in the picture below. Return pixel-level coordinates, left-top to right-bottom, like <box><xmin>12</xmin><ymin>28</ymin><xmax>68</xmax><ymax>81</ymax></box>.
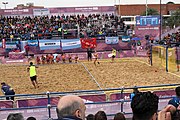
<box><xmin>56</xmin><ymin>95</ymin><xmax>86</xmax><ymax>120</ymax></box>
<box><xmin>131</xmin><ymin>91</ymin><xmax>159</xmax><ymax>120</ymax></box>
<box><xmin>1</xmin><ymin>82</ymin><xmax>15</xmax><ymax>101</ymax></box>
<box><xmin>68</xmin><ymin>54</ymin><xmax>72</xmax><ymax>63</ymax></box>
<box><xmin>36</xmin><ymin>56</ymin><xmax>41</xmax><ymax>65</ymax></box>
<box><xmin>74</xmin><ymin>55</ymin><xmax>79</xmax><ymax>63</ymax></box>
<box><xmin>113</xmin><ymin>112</ymin><xmax>126</xmax><ymax>120</ymax></box>
<box><xmin>61</xmin><ymin>53</ymin><xmax>66</xmax><ymax>63</ymax></box>
<box><xmin>27</xmin><ymin>116</ymin><xmax>36</xmax><ymax>120</ymax></box>
<box><xmin>86</xmin><ymin>114</ymin><xmax>94</xmax><ymax>120</ymax></box>
<box><xmin>167</xmin><ymin>86</ymin><xmax>180</xmax><ymax>119</ymax></box>
<box><xmin>7</xmin><ymin>113</ymin><xmax>24</xmax><ymax>120</ymax></box>
<box><xmin>94</xmin><ymin>111</ymin><xmax>107</xmax><ymax>120</ymax></box>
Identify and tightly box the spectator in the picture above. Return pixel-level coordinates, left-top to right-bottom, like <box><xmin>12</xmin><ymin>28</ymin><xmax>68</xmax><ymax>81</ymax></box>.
<box><xmin>86</xmin><ymin>114</ymin><xmax>94</xmax><ymax>120</ymax></box>
<box><xmin>94</xmin><ymin>111</ymin><xmax>107</xmax><ymax>120</ymax></box>
<box><xmin>1</xmin><ymin>82</ymin><xmax>15</xmax><ymax>100</ymax></box>
<box><xmin>27</xmin><ymin>116</ymin><xmax>36</xmax><ymax>120</ymax></box>
<box><xmin>87</xmin><ymin>48</ymin><xmax>92</xmax><ymax>61</ymax></box>
<box><xmin>131</xmin><ymin>91</ymin><xmax>159</xmax><ymax>120</ymax></box>
<box><xmin>75</xmin><ymin>55</ymin><xmax>79</xmax><ymax>63</ymax></box>
<box><xmin>113</xmin><ymin>112</ymin><xmax>126</xmax><ymax>120</ymax></box>
<box><xmin>158</xmin><ymin>105</ymin><xmax>172</xmax><ymax>120</ymax></box>
<box><xmin>56</xmin><ymin>95</ymin><xmax>86</xmax><ymax>120</ymax></box>
<box><xmin>7</xmin><ymin>113</ymin><xmax>24</xmax><ymax>120</ymax></box>
<box><xmin>130</xmin><ymin>87</ymin><xmax>139</xmax><ymax>100</ymax></box>
<box><xmin>167</xmin><ymin>86</ymin><xmax>180</xmax><ymax>119</ymax></box>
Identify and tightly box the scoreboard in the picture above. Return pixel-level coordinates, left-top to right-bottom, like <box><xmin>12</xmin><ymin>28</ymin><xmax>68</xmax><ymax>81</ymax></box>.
<box><xmin>136</xmin><ymin>16</ymin><xmax>160</xmax><ymax>26</ymax></box>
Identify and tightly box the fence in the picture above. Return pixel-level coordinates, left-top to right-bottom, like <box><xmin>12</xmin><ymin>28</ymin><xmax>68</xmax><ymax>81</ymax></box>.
<box><xmin>0</xmin><ymin>84</ymin><xmax>180</xmax><ymax>120</ymax></box>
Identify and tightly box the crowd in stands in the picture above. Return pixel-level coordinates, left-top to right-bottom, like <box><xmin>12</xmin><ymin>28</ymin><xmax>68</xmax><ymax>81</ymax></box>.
<box><xmin>0</xmin><ymin>14</ymin><xmax>126</xmax><ymax>41</ymax></box>
<box><xmin>159</xmin><ymin>31</ymin><xmax>180</xmax><ymax>46</ymax></box>
<box><xmin>3</xmin><ymin>86</ymin><xmax>180</xmax><ymax>120</ymax></box>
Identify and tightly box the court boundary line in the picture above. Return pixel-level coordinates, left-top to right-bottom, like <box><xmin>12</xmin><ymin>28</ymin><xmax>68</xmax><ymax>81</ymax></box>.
<box><xmin>168</xmin><ymin>72</ymin><xmax>180</xmax><ymax>78</ymax></box>
<box><xmin>134</xmin><ymin>58</ymin><xmax>151</xmax><ymax>66</ymax></box>
<box><xmin>80</xmin><ymin>62</ymin><xmax>103</xmax><ymax>91</ymax></box>
<box><xmin>134</xmin><ymin>58</ymin><xmax>180</xmax><ymax>78</ymax></box>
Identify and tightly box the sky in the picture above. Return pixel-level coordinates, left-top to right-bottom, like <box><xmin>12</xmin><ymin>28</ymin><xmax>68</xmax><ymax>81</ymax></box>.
<box><xmin>0</xmin><ymin>0</ymin><xmax>179</xmax><ymax>9</ymax></box>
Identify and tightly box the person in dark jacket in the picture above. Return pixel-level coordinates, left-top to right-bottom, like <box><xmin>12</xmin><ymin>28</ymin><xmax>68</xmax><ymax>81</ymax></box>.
<box><xmin>56</xmin><ymin>95</ymin><xmax>86</xmax><ymax>120</ymax></box>
<box><xmin>1</xmin><ymin>82</ymin><xmax>15</xmax><ymax>101</ymax></box>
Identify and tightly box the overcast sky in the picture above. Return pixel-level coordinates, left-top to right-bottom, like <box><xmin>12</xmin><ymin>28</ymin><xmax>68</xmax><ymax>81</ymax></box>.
<box><xmin>0</xmin><ymin>0</ymin><xmax>179</xmax><ymax>9</ymax></box>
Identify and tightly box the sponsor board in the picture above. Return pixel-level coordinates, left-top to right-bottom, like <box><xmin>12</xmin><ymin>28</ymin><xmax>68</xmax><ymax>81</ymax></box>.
<box><xmin>27</xmin><ymin>40</ymin><xmax>38</xmax><ymax>46</ymax></box>
<box><xmin>39</xmin><ymin>40</ymin><xmax>61</xmax><ymax>50</ymax></box>
<box><xmin>105</xmin><ymin>37</ymin><xmax>119</xmax><ymax>44</ymax></box>
<box><xmin>61</xmin><ymin>39</ymin><xmax>81</xmax><ymax>50</ymax></box>
<box><xmin>122</xmin><ymin>36</ymin><xmax>131</xmax><ymax>42</ymax></box>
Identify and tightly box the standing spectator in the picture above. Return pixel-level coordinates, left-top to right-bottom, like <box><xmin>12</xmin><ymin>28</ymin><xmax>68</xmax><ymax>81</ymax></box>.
<box><xmin>94</xmin><ymin>111</ymin><xmax>107</xmax><ymax>120</ymax></box>
<box><xmin>27</xmin><ymin>62</ymin><xmax>39</xmax><ymax>89</ymax></box>
<box><xmin>1</xmin><ymin>82</ymin><xmax>15</xmax><ymax>101</ymax></box>
<box><xmin>131</xmin><ymin>91</ymin><xmax>159</xmax><ymax>120</ymax></box>
<box><xmin>7</xmin><ymin>113</ymin><xmax>24</xmax><ymax>120</ymax></box>
<box><xmin>56</xmin><ymin>95</ymin><xmax>86</xmax><ymax>120</ymax></box>
<box><xmin>114</xmin><ymin>112</ymin><xmax>126</xmax><ymax>120</ymax></box>
<box><xmin>24</xmin><ymin>45</ymin><xmax>30</xmax><ymax>57</ymax></box>
<box><xmin>130</xmin><ymin>88</ymin><xmax>139</xmax><ymax>100</ymax></box>
<box><xmin>87</xmin><ymin>48</ymin><xmax>92</xmax><ymax>61</ymax></box>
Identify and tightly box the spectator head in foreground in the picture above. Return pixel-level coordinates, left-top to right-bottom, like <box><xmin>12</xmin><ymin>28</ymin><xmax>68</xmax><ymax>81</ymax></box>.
<box><xmin>86</xmin><ymin>114</ymin><xmax>95</xmax><ymax>120</ymax></box>
<box><xmin>7</xmin><ymin>113</ymin><xmax>24</xmax><ymax>120</ymax></box>
<box><xmin>131</xmin><ymin>91</ymin><xmax>159</xmax><ymax>120</ymax></box>
<box><xmin>113</xmin><ymin>112</ymin><xmax>126</xmax><ymax>120</ymax></box>
<box><xmin>56</xmin><ymin>95</ymin><xmax>86</xmax><ymax>120</ymax></box>
<box><xmin>167</xmin><ymin>86</ymin><xmax>180</xmax><ymax>119</ymax></box>
<box><xmin>94</xmin><ymin>111</ymin><xmax>107</xmax><ymax>120</ymax></box>
<box><xmin>26</xmin><ymin>116</ymin><xmax>36</xmax><ymax>120</ymax></box>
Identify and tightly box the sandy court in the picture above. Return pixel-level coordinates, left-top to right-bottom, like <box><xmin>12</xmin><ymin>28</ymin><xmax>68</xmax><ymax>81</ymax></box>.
<box><xmin>0</xmin><ymin>57</ymin><xmax>179</xmax><ymax>95</ymax></box>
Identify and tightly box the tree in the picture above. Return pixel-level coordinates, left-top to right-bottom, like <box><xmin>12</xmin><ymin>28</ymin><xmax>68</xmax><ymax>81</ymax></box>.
<box><xmin>141</xmin><ymin>8</ymin><xmax>159</xmax><ymax>16</ymax></box>
<box><xmin>165</xmin><ymin>9</ymin><xmax>180</xmax><ymax>28</ymax></box>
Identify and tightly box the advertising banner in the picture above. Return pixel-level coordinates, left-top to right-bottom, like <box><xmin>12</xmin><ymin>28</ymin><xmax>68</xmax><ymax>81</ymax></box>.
<box><xmin>27</xmin><ymin>40</ymin><xmax>38</xmax><ymax>46</ymax></box>
<box><xmin>61</xmin><ymin>39</ymin><xmax>81</xmax><ymax>50</ymax></box>
<box><xmin>39</xmin><ymin>40</ymin><xmax>60</xmax><ymax>50</ymax></box>
<box><xmin>80</xmin><ymin>38</ymin><xmax>97</xmax><ymax>49</ymax></box>
<box><xmin>5</xmin><ymin>42</ymin><xmax>17</xmax><ymax>49</ymax></box>
<box><xmin>33</xmin><ymin>8</ymin><xmax>50</xmax><ymax>16</ymax></box>
<box><xmin>0</xmin><ymin>100</ymin><xmax>13</xmax><ymax>108</ymax></box>
<box><xmin>122</xmin><ymin>36</ymin><xmax>131</xmax><ymax>42</ymax></box>
<box><xmin>105</xmin><ymin>37</ymin><xmax>119</xmax><ymax>44</ymax></box>
<box><xmin>136</xmin><ymin>16</ymin><xmax>160</xmax><ymax>26</ymax></box>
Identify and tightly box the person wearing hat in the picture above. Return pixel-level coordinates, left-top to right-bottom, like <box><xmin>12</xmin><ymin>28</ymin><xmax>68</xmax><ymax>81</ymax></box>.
<box><xmin>27</xmin><ymin>62</ymin><xmax>39</xmax><ymax>89</ymax></box>
<box><xmin>1</xmin><ymin>82</ymin><xmax>15</xmax><ymax>101</ymax></box>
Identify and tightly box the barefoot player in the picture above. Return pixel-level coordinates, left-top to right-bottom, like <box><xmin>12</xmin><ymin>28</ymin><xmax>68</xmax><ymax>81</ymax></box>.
<box><xmin>27</xmin><ymin>62</ymin><xmax>39</xmax><ymax>89</ymax></box>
